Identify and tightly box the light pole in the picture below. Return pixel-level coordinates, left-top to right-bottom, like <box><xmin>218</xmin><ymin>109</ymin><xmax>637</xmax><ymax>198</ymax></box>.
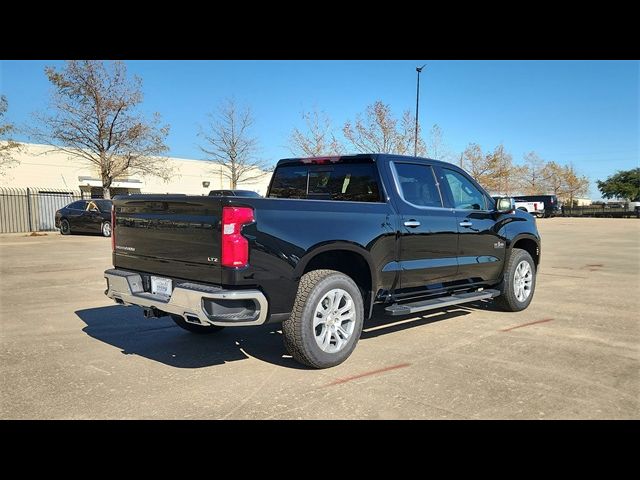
<box><xmin>414</xmin><ymin>64</ymin><xmax>426</xmax><ymax>157</ymax></box>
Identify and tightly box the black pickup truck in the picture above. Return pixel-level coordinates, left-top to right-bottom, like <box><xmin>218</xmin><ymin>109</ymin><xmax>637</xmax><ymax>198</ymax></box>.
<box><xmin>105</xmin><ymin>154</ymin><xmax>541</xmax><ymax>368</ymax></box>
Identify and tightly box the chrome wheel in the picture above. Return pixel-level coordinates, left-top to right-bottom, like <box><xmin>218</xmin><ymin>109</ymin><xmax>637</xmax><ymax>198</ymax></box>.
<box><xmin>513</xmin><ymin>260</ymin><xmax>533</xmax><ymax>302</ymax></box>
<box><xmin>102</xmin><ymin>221</ymin><xmax>111</xmax><ymax>237</ymax></box>
<box><xmin>313</xmin><ymin>288</ymin><xmax>356</xmax><ymax>353</ymax></box>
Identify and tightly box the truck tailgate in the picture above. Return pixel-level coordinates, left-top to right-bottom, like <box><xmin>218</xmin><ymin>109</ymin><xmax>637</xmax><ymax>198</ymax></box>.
<box><xmin>112</xmin><ymin>195</ymin><xmax>222</xmax><ymax>284</ymax></box>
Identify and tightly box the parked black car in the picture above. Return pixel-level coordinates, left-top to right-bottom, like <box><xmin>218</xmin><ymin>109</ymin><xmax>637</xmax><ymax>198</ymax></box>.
<box><xmin>55</xmin><ymin>199</ymin><xmax>113</xmax><ymax>237</ymax></box>
<box><xmin>208</xmin><ymin>189</ymin><xmax>262</xmax><ymax>197</ymax></box>
<box><xmin>105</xmin><ymin>154</ymin><xmax>541</xmax><ymax>369</ymax></box>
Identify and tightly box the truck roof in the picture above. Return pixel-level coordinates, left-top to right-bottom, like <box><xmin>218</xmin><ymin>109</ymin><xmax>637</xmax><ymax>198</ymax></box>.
<box><xmin>276</xmin><ymin>153</ymin><xmax>454</xmax><ymax>169</ymax></box>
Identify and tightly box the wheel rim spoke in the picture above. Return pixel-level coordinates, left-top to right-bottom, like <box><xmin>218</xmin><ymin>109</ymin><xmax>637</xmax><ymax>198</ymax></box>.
<box><xmin>322</xmin><ymin>328</ymin><xmax>332</xmax><ymax>349</ymax></box>
<box><xmin>336</xmin><ymin>325</ymin><xmax>350</xmax><ymax>340</ymax></box>
<box><xmin>313</xmin><ymin>288</ymin><xmax>356</xmax><ymax>354</ymax></box>
<box><xmin>513</xmin><ymin>260</ymin><xmax>533</xmax><ymax>302</ymax></box>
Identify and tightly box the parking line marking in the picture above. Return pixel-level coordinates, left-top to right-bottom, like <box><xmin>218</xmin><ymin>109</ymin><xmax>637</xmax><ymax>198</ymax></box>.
<box><xmin>539</xmin><ymin>272</ymin><xmax>587</xmax><ymax>279</ymax></box>
<box><xmin>500</xmin><ymin>318</ymin><xmax>554</xmax><ymax>332</ymax></box>
<box><xmin>326</xmin><ymin>363</ymin><xmax>411</xmax><ymax>386</ymax></box>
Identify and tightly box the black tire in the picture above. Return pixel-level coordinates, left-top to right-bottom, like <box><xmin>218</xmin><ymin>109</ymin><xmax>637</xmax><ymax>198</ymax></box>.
<box><xmin>170</xmin><ymin>314</ymin><xmax>225</xmax><ymax>334</ymax></box>
<box><xmin>101</xmin><ymin>221</ymin><xmax>112</xmax><ymax>237</ymax></box>
<box><xmin>60</xmin><ymin>219</ymin><xmax>71</xmax><ymax>235</ymax></box>
<box><xmin>494</xmin><ymin>248</ymin><xmax>537</xmax><ymax>312</ymax></box>
<box><xmin>282</xmin><ymin>269</ymin><xmax>364</xmax><ymax>369</ymax></box>
<box><xmin>517</xmin><ymin>207</ymin><xmax>528</xmax><ymax>213</ymax></box>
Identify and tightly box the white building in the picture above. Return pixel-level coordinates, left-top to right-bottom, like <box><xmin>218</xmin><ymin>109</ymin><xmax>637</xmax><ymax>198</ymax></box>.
<box><xmin>1</xmin><ymin>142</ymin><xmax>273</xmax><ymax>197</ymax></box>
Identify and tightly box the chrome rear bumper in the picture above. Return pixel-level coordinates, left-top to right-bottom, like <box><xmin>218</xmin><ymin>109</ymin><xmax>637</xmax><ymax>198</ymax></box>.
<box><xmin>104</xmin><ymin>268</ymin><xmax>268</xmax><ymax>327</ymax></box>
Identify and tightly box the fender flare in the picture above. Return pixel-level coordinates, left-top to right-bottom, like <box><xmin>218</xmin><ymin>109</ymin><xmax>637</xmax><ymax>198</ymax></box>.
<box><xmin>294</xmin><ymin>241</ymin><xmax>379</xmax><ymax>318</ymax></box>
<box><xmin>507</xmin><ymin>233</ymin><xmax>541</xmax><ymax>263</ymax></box>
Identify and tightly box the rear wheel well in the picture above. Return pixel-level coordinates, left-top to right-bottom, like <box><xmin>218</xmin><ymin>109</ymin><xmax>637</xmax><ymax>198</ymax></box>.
<box><xmin>303</xmin><ymin>250</ymin><xmax>373</xmax><ymax>316</ymax></box>
<box><xmin>512</xmin><ymin>238</ymin><xmax>539</xmax><ymax>265</ymax></box>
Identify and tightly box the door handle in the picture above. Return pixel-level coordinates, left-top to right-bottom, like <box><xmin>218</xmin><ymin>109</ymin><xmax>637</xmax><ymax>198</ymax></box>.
<box><xmin>459</xmin><ymin>221</ymin><xmax>473</xmax><ymax>228</ymax></box>
<box><xmin>404</xmin><ymin>220</ymin><xmax>421</xmax><ymax>228</ymax></box>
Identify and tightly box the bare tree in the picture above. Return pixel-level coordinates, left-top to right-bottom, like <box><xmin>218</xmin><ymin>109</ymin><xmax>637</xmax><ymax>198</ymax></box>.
<box><xmin>199</xmin><ymin>98</ymin><xmax>270</xmax><ymax>189</ymax></box>
<box><xmin>560</xmin><ymin>164</ymin><xmax>590</xmax><ymax>206</ymax></box>
<box><xmin>540</xmin><ymin>161</ymin><xmax>589</xmax><ymax>205</ymax></box>
<box><xmin>461</xmin><ymin>143</ymin><xmax>493</xmax><ymax>190</ymax></box>
<box><xmin>541</xmin><ymin>161</ymin><xmax>565</xmax><ymax>197</ymax></box>
<box><xmin>342</xmin><ymin>100</ymin><xmax>426</xmax><ymax>155</ymax></box>
<box><xmin>426</xmin><ymin>124</ymin><xmax>450</xmax><ymax>161</ymax></box>
<box><xmin>398</xmin><ymin>110</ymin><xmax>425</xmax><ymax>156</ymax></box>
<box><xmin>520</xmin><ymin>151</ymin><xmax>549</xmax><ymax>195</ymax></box>
<box><xmin>288</xmin><ymin>109</ymin><xmax>342</xmax><ymax>157</ymax></box>
<box><xmin>462</xmin><ymin>143</ymin><xmax>520</xmax><ymax>195</ymax></box>
<box><xmin>0</xmin><ymin>95</ymin><xmax>21</xmax><ymax>176</ymax></box>
<box><xmin>489</xmin><ymin>144</ymin><xmax>523</xmax><ymax>196</ymax></box>
<box><xmin>29</xmin><ymin>61</ymin><xmax>171</xmax><ymax>199</ymax></box>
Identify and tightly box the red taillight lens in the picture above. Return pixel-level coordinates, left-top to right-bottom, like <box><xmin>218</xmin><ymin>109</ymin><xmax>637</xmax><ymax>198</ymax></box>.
<box><xmin>221</xmin><ymin>206</ymin><xmax>254</xmax><ymax>268</ymax></box>
<box><xmin>111</xmin><ymin>205</ymin><xmax>115</xmax><ymax>251</ymax></box>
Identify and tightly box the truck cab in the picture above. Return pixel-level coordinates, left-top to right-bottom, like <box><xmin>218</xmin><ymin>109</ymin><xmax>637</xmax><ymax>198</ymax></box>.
<box><xmin>105</xmin><ymin>154</ymin><xmax>541</xmax><ymax>368</ymax></box>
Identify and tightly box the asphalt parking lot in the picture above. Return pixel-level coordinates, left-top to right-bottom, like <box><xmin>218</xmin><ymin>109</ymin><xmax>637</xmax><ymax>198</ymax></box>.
<box><xmin>1</xmin><ymin>218</ymin><xmax>638</xmax><ymax>419</ymax></box>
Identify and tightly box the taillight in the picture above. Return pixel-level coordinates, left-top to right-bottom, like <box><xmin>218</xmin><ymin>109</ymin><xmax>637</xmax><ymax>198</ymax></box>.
<box><xmin>221</xmin><ymin>206</ymin><xmax>254</xmax><ymax>268</ymax></box>
<box><xmin>111</xmin><ymin>205</ymin><xmax>116</xmax><ymax>251</ymax></box>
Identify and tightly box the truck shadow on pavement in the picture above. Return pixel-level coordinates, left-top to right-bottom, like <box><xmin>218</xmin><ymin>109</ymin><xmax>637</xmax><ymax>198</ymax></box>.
<box><xmin>76</xmin><ymin>305</ymin><xmax>302</xmax><ymax>369</ymax></box>
<box><xmin>76</xmin><ymin>304</ymin><xmax>473</xmax><ymax>369</ymax></box>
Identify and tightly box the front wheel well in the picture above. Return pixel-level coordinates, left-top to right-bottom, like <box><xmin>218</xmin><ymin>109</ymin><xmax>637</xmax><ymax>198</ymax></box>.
<box><xmin>303</xmin><ymin>250</ymin><xmax>373</xmax><ymax>315</ymax></box>
<box><xmin>512</xmin><ymin>238</ymin><xmax>539</xmax><ymax>266</ymax></box>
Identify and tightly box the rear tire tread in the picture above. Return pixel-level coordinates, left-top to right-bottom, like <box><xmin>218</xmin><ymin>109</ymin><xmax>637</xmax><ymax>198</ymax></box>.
<box><xmin>494</xmin><ymin>248</ymin><xmax>536</xmax><ymax>312</ymax></box>
<box><xmin>282</xmin><ymin>269</ymin><xmax>363</xmax><ymax>369</ymax></box>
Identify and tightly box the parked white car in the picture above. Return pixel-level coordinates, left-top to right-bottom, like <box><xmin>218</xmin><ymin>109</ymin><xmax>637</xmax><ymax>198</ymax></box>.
<box><xmin>514</xmin><ymin>200</ymin><xmax>545</xmax><ymax>217</ymax></box>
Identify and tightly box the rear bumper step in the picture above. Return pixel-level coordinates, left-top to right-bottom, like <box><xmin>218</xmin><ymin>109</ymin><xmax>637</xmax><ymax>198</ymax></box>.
<box><xmin>384</xmin><ymin>289</ymin><xmax>500</xmax><ymax>316</ymax></box>
<box><xmin>104</xmin><ymin>268</ymin><xmax>268</xmax><ymax>327</ymax></box>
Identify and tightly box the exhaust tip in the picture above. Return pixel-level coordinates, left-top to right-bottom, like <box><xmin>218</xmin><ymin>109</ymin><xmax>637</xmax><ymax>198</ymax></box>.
<box><xmin>184</xmin><ymin>314</ymin><xmax>203</xmax><ymax>325</ymax></box>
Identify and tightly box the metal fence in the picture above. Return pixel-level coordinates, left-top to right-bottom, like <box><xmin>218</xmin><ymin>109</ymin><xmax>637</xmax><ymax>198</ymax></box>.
<box><xmin>0</xmin><ymin>187</ymin><xmax>86</xmax><ymax>233</ymax></box>
<box><xmin>562</xmin><ymin>204</ymin><xmax>639</xmax><ymax>218</ymax></box>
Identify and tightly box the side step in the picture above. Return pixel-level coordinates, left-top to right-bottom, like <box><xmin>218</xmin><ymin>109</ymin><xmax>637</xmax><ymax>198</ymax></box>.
<box><xmin>384</xmin><ymin>289</ymin><xmax>500</xmax><ymax>316</ymax></box>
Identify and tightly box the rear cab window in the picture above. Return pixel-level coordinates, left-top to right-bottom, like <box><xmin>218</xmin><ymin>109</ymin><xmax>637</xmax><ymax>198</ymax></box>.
<box><xmin>268</xmin><ymin>158</ymin><xmax>383</xmax><ymax>202</ymax></box>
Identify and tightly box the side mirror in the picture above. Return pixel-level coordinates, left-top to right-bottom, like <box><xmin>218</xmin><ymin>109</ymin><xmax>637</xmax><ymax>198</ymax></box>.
<box><xmin>496</xmin><ymin>197</ymin><xmax>515</xmax><ymax>213</ymax></box>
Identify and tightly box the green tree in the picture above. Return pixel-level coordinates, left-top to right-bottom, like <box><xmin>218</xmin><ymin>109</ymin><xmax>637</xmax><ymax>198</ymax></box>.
<box><xmin>30</xmin><ymin>61</ymin><xmax>171</xmax><ymax>198</ymax></box>
<box><xmin>597</xmin><ymin>168</ymin><xmax>640</xmax><ymax>202</ymax></box>
<box><xmin>0</xmin><ymin>95</ymin><xmax>21</xmax><ymax>176</ymax></box>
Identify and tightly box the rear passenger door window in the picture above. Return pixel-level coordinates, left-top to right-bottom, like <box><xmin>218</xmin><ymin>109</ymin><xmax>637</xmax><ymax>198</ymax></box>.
<box><xmin>394</xmin><ymin>163</ymin><xmax>443</xmax><ymax>208</ymax></box>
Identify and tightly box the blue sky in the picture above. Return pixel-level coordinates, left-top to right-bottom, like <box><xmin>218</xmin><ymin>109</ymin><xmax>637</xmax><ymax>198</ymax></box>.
<box><xmin>1</xmin><ymin>60</ymin><xmax>638</xmax><ymax>198</ymax></box>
